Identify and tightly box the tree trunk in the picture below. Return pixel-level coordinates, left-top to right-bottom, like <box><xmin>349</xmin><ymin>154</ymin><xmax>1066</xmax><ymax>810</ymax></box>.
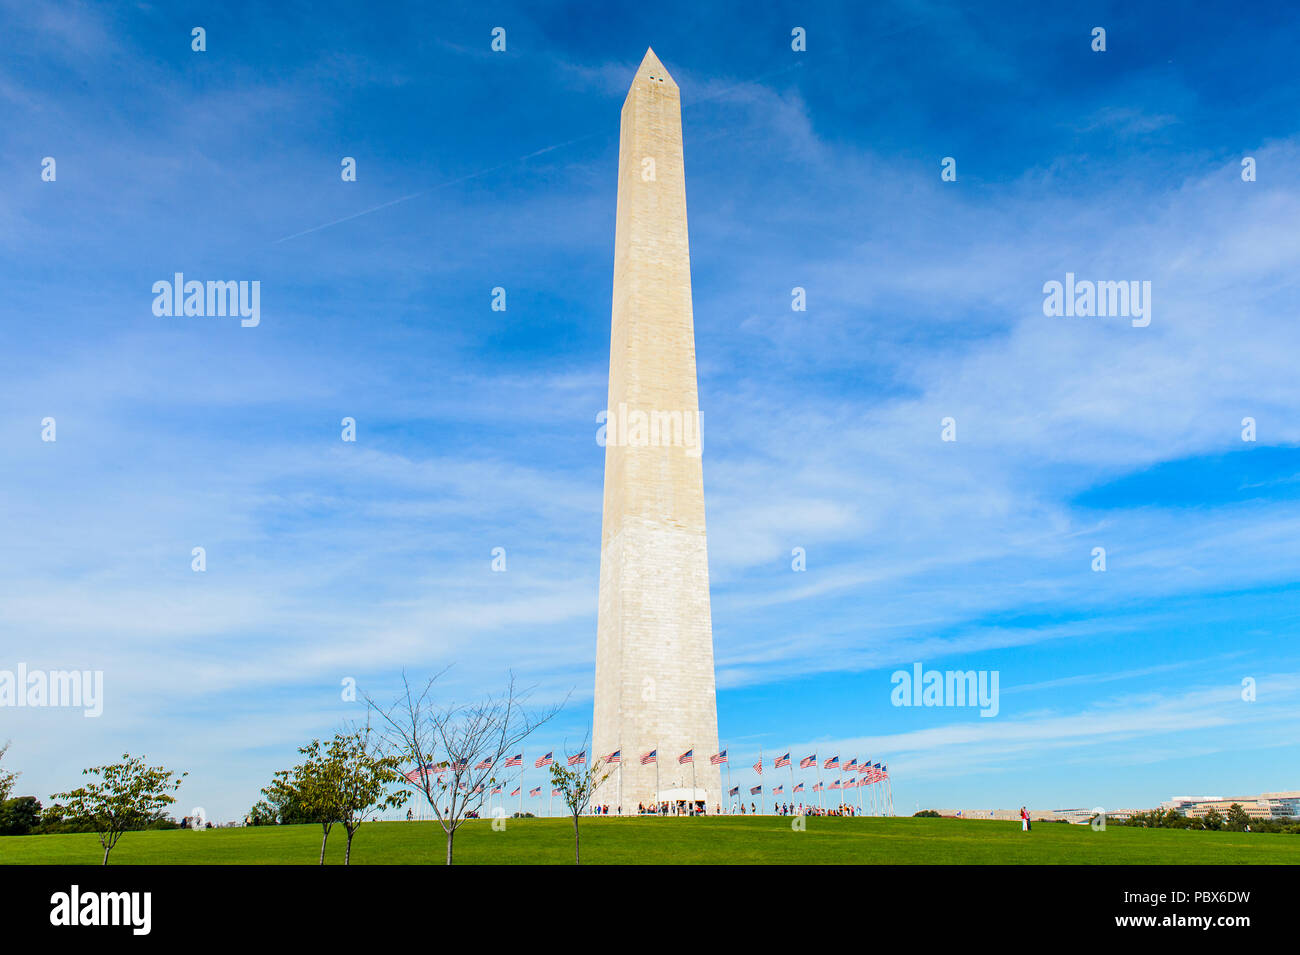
<box><xmin>573</xmin><ymin>815</ymin><xmax>580</xmax><ymax>865</ymax></box>
<box><xmin>445</xmin><ymin>827</ymin><xmax>455</xmax><ymax>865</ymax></box>
<box><xmin>345</xmin><ymin>828</ymin><xmax>354</xmax><ymax>865</ymax></box>
<box><xmin>319</xmin><ymin>824</ymin><xmax>331</xmax><ymax>865</ymax></box>
<box><xmin>102</xmin><ymin>844</ymin><xmax>111</xmax><ymax>866</ymax></box>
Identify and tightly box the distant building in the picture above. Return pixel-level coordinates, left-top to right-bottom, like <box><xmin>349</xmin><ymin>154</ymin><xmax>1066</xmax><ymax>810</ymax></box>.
<box><xmin>935</xmin><ymin>808</ymin><xmax>1132</xmax><ymax>823</ymax></box>
<box><xmin>1163</xmin><ymin>791</ymin><xmax>1300</xmax><ymax>821</ymax></box>
<box><xmin>1051</xmin><ymin>808</ymin><xmax>1145</xmax><ymax>824</ymax></box>
<box><xmin>934</xmin><ymin>789</ymin><xmax>1299</xmax><ymax>824</ymax></box>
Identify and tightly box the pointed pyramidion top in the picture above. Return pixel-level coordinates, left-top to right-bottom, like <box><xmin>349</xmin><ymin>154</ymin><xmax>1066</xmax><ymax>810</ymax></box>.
<box><xmin>632</xmin><ymin>46</ymin><xmax>677</xmax><ymax>91</ymax></box>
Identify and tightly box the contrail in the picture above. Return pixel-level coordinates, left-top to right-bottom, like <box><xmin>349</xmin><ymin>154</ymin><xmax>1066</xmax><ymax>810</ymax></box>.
<box><xmin>275</xmin><ymin>191</ymin><xmax>428</xmax><ymax>243</ymax></box>
<box><xmin>274</xmin><ymin>132</ymin><xmax>602</xmax><ymax>244</ymax></box>
<box><xmin>274</xmin><ymin>60</ymin><xmax>807</xmax><ymax>244</ymax></box>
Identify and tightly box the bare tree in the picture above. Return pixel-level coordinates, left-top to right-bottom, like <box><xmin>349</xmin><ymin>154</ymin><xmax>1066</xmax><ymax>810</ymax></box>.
<box><xmin>368</xmin><ymin>670</ymin><xmax>562</xmax><ymax>865</ymax></box>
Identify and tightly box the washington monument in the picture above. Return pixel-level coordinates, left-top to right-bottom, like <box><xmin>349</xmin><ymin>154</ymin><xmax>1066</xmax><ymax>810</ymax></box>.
<box><xmin>592</xmin><ymin>49</ymin><xmax>722</xmax><ymax>811</ymax></box>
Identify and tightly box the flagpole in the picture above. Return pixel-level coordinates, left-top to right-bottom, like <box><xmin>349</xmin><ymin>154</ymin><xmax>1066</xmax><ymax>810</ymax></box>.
<box><xmin>617</xmin><ymin>744</ymin><xmax>623</xmax><ymax>815</ymax></box>
<box><xmin>787</xmin><ymin>746</ymin><xmax>795</xmax><ymax>805</ymax></box>
<box><xmin>691</xmin><ymin>745</ymin><xmax>697</xmax><ymax>813</ymax></box>
<box><xmin>655</xmin><ymin>743</ymin><xmax>660</xmax><ymax>813</ymax></box>
<box><xmin>725</xmin><ymin>746</ymin><xmax>732</xmax><ymax>814</ymax></box>
<box><xmin>759</xmin><ymin>745</ymin><xmax>765</xmax><ymax>815</ymax></box>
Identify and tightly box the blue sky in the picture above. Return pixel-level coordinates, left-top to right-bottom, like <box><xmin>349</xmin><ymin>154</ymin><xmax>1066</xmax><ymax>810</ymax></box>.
<box><xmin>3</xmin><ymin>0</ymin><xmax>1300</xmax><ymax>822</ymax></box>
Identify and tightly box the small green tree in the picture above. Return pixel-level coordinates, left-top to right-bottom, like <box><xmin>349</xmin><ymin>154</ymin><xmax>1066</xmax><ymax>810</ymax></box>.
<box><xmin>0</xmin><ymin>741</ymin><xmax>17</xmax><ymax>803</ymax></box>
<box><xmin>50</xmin><ymin>754</ymin><xmax>186</xmax><ymax>864</ymax></box>
<box><xmin>0</xmin><ymin>796</ymin><xmax>42</xmax><ymax>835</ymax></box>
<box><xmin>1226</xmin><ymin>803</ymin><xmax>1251</xmax><ymax>832</ymax></box>
<box><xmin>325</xmin><ymin>727</ymin><xmax>409</xmax><ymax>864</ymax></box>
<box><xmin>245</xmin><ymin>799</ymin><xmax>278</xmax><ymax>826</ymax></box>
<box><xmin>260</xmin><ymin>770</ymin><xmax>313</xmax><ymax>825</ymax></box>
<box><xmin>263</xmin><ymin>740</ymin><xmax>340</xmax><ymax>864</ymax></box>
<box><xmin>1201</xmin><ymin>807</ymin><xmax>1224</xmax><ymax>831</ymax></box>
<box><xmin>549</xmin><ymin>747</ymin><xmax>610</xmax><ymax>865</ymax></box>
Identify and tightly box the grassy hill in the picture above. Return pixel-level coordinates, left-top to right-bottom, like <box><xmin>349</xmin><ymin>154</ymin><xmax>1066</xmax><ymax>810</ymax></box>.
<box><xmin>3</xmin><ymin>815</ymin><xmax>1298</xmax><ymax>865</ymax></box>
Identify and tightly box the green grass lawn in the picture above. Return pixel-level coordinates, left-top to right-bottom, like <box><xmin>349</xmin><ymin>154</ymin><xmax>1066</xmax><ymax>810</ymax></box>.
<box><xmin>3</xmin><ymin>816</ymin><xmax>1298</xmax><ymax>864</ymax></box>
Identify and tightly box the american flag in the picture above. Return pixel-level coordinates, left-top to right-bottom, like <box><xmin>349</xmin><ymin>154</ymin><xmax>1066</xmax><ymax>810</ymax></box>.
<box><xmin>491</xmin><ymin>784</ymin><xmax>503</xmax><ymax>794</ymax></box>
<box><xmin>568</xmin><ymin>751</ymin><xmax>586</xmax><ymax>766</ymax></box>
<box><xmin>678</xmin><ymin>749</ymin><xmax>694</xmax><ymax>764</ymax></box>
<box><xmin>799</xmin><ymin>754</ymin><xmax>817</xmax><ymax>769</ymax></box>
<box><xmin>552</xmin><ymin>788</ymin><xmax>562</xmax><ymax>796</ymax></box>
<box><xmin>793</xmin><ymin>782</ymin><xmax>805</xmax><ymax>793</ymax></box>
<box><xmin>829</xmin><ymin>779</ymin><xmax>841</xmax><ymax>790</ymax></box>
<box><xmin>510</xmin><ymin>787</ymin><xmax>521</xmax><ymax>796</ymax></box>
<box><xmin>529</xmin><ymin>786</ymin><xmax>541</xmax><ymax>797</ymax></box>
<box><xmin>452</xmin><ymin>761</ymin><xmax>468</xmax><ymax>772</ymax></box>
<box><xmin>843</xmin><ymin>778</ymin><xmax>857</xmax><ymax>789</ymax></box>
<box><xmin>729</xmin><ymin>786</ymin><xmax>740</xmax><ymax>797</ymax></box>
<box><xmin>749</xmin><ymin>785</ymin><xmax>762</xmax><ymax>795</ymax></box>
<box><xmin>472</xmin><ymin>784</ymin><xmax>484</xmax><ymax>794</ymax></box>
<box><xmin>812</xmin><ymin>781</ymin><xmax>823</xmax><ymax>792</ymax></box>
<box><xmin>844</xmin><ymin>758</ymin><xmax>858</xmax><ymax>773</ymax></box>
<box><xmin>403</xmin><ymin>766</ymin><xmax>428</xmax><ymax>784</ymax></box>
<box><xmin>866</xmin><ymin>763</ymin><xmax>883</xmax><ymax>783</ymax></box>
<box><xmin>880</xmin><ymin>763</ymin><xmax>890</xmax><ymax>779</ymax></box>
<box><xmin>774</xmin><ymin>753</ymin><xmax>791</xmax><ymax>769</ymax></box>
<box><xmin>535</xmin><ymin>752</ymin><xmax>553</xmax><ymax>769</ymax></box>
<box><xmin>753</xmin><ymin>758</ymin><xmax>763</xmax><ymax>775</ymax></box>
<box><xmin>640</xmin><ymin>749</ymin><xmax>657</xmax><ymax>765</ymax></box>
<box><xmin>824</xmin><ymin>755</ymin><xmax>840</xmax><ymax>770</ymax></box>
<box><xmin>504</xmin><ymin>754</ymin><xmax>522</xmax><ymax>768</ymax></box>
<box><xmin>710</xmin><ymin>750</ymin><xmax>727</xmax><ymax>765</ymax></box>
<box><xmin>475</xmin><ymin>758</ymin><xmax>493</xmax><ymax>770</ymax></box>
<box><xmin>773</xmin><ymin>785</ymin><xmax>784</xmax><ymax>795</ymax></box>
<box><xmin>607</xmin><ymin>750</ymin><xmax>621</xmax><ymax>763</ymax></box>
<box><xmin>857</xmin><ymin>761</ymin><xmax>870</xmax><ymax>774</ymax></box>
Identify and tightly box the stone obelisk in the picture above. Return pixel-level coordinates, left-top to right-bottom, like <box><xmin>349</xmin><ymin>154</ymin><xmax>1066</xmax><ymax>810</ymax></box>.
<box><xmin>593</xmin><ymin>49</ymin><xmax>722</xmax><ymax>812</ymax></box>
